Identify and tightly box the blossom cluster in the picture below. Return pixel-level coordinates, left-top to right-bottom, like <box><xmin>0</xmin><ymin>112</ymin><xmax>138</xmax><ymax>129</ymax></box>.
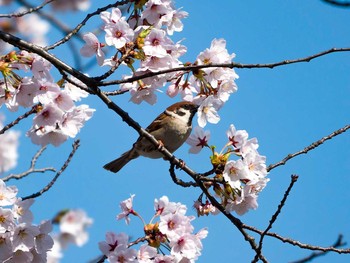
<box><xmin>0</xmin><ymin>179</ymin><xmax>53</xmax><ymax>262</ymax></box>
<box><xmin>99</xmin><ymin>195</ymin><xmax>208</xmax><ymax>262</ymax></box>
<box><xmin>80</xmin><ymin>0</ymin><xmax>238</xmax><ymax>128</ymax></box>
<box><xmin>187</xmin><ymin>124</ymin><xmax>269</xmax><ymax>215</ymax></box>
<box><xmin>48</xmin><ymin>209</ymin><xmax>93</xmax><ymax>262</ymax></box>
<box><xmin>0</xmin><ymin>51</ymin><xmax>95</xmax><ymax>147</ymax></box>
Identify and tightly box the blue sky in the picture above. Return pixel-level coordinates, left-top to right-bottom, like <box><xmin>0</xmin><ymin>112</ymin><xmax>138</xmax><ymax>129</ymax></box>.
<box><xmin>1</xmin><ymin>0</ymin><xmax>350</xmax><ymax>262</ymax></box>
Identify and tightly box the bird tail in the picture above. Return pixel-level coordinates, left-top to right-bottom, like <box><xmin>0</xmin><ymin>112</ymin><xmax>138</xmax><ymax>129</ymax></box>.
<box><xmin>103</xmin><ymin>149</ymin><xmax>139</xmax><ymax>173</ymax></box>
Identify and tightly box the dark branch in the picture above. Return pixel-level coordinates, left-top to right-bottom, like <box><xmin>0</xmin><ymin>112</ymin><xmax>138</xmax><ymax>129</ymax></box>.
<box><xmin>45</xmin><ymin>0</ymin><xmax>130</xmax><ymax>50</ymax></box>
<box><xmin>0</xmin><ymin>106</ymin><xmax>37</xmax><ymax>135</ymax></box>
<box><xmin>267</xmin><ymin>124</ymin><xmax>350</xmax><ymax>172</ymax></box>
<box><xmin>253</xmin><ymin>175</ymin><xmax>299</xmax><ymax>262</ymax></box>
<box><xmin>244</xmin><ymin>224</ymin><xmax>350</xmax><ymax>254</ymax></box>
<box><xmin>0</xmin><ymin>0</ymin><xmax>55</xmax><ymax>18</ymax></box>
<box><xmin>290</xmin><ymin>234</ymin><xmax>347</xmax><ymax>263</ymax></box>
<box><xmin>2</xmin><ymin>146</ymin><xmax>55</xmax><ymax>182</ymax></box>
<box><xmin>98</xmin><ymin>47</ymin><xmax>350</xmax><ymax>87</ymax></box>
<box><xmin>22</xmin><ymin>140</ymin><xmax>80</xmax><ymax>200</ymax></box>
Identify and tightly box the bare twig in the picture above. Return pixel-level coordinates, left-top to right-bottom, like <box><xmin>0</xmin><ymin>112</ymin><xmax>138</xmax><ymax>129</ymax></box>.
<box><xmin>45</xmin><ymin>1</ymin><xmax>130</xmax><ymax>50</ymax></box>
<box><xmin>244</xmin><ymin>225</ymin><xmax>350</xmax><ymax>254</ymax></box>
<box><xmin>0</xmin><ymin>0</ymin><xmax>56</xmax><ymax>18</ymax></box>
<box><xmin>290</xmin><ymin>234</ymin><xmax>347</xmax><ymax>263</ymax></box>
<box><xmin>0</xmin><ymin>106</ymin><xmax>37</xmax><ymax>135</ymax></box>
<box><xmin>267</xmin><ymin>124</ymin><xmax>350</xmax><ymax>172</ymax></box>
<box><xmin>2</xmin><ymin>146</ymin><xmax>55</xmax><ymax>182</ymax></box>
<box><xmin>21</xmin><ymin>140</ymin><xmax>80</xmax><ymax>200</ymax></box>
<box><xmin>253</xmin><ymin>175</ymin><xmax>299</xmax><ymax>262</ymax></box>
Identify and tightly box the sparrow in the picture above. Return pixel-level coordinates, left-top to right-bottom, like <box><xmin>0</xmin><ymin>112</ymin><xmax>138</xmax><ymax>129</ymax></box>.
<box><xmin>103</xmin><ymin>101</ymin><xmax>199</xmax><ymax>173</ymax></box>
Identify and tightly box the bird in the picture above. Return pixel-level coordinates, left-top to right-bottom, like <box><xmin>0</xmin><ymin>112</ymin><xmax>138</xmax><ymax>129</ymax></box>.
<box><xmin>103</xmin><ymin>101</ymin><xmax>199</xmax><ymax>173</ymax></box>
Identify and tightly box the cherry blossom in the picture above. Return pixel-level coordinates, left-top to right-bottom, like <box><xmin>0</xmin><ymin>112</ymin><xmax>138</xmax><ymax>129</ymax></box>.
<box><xmin>108</xmin><ymin>245</ymin><xmax>138</xmax><ymax>263</ymax></box>
<box><xmin>12</xmin><ymin>198</ymin><xmax>34</xmax><ymax>224</ymax></box>
<box><xmin>186</xmin><ymin>126</ymin><xmax>210</xmax><ymax>153</ymax></box>
<box><xmin>0</xmin><ymin>179</ymin><xmax>18</xmax><ymax>206</ymax></box>
<box><xmin>197</xmin><ymin>96</ymin><xmax>221</xmax><ymax>127</ymax></box>
<box><xmin>99</xmin><ymin>232</ymin><xmax>129</xmax><ymax>256</ymax></box>
<box><xmin>226</xmin><ymin>124</ymin><xmax>248</xmax><ymax>149</ymax></box>
<box><xmin>80</xmin><ymin>32</ymin><xmax>105</xmax><ymax>66</ymax></box>
<box><xmin>58</xmin><ymin>209</ymin><xmax>93</xmax><ymax>247</ymax></box>
<box><xmin>117</xmin><ymin>194</ymin><xmax>137</xmax><ymax>225</ymax></box>
<box><xmin>137</xmin><ymin>244</ymin><xmax>157</xmax><ymax>262</ymax></box>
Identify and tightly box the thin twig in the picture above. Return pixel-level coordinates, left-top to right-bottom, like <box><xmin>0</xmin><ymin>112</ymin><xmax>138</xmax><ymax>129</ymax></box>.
<box><xmin>0</xmin><ymin>106</ymin><xmax>37</xmax><ymax>135</ymax></box>
<box><xmin>253</xmin><ymin>175</ymin><xmax>299</xmax><ymax>262</ymax></box>
<box><xmin>290</xmin><ymin>234</ymin><xmax>347</xmax><ymax>263</ymax></box>
<box><xmin>45</xmin><ymin>1</ymin><xmax>130</xmax><ymax>50</ymax></box>
<box><xmin>21</xmin><ymin>140</ymin><xmax>80</xmax><ymax>200</ymax></box>
<box><xmin>0</xmin><ymin>0</ymin><xmax>56</xmax><ymax>18</ymax></box>
<box><xmin>98</xmin><ymin>47</ymin><xmax>350</xmax><ymax>87</ymax></box>
<box><xmin>2</xmin><ymin>146</ymin><xmax>56</xmax><ymax>182</ymax></box>
<box><xmin>267</xmin><ymin>124</ymin><xmax>350</xmax><ymax>172</ymax></box>
<box><xmin>244</xmin><ymin>225</ymin><xmax>350</xmax><ymax>254</ymax></box>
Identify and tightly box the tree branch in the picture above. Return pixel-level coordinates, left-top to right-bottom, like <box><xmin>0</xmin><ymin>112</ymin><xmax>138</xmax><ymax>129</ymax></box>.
<box><xmin>98</xmin><ymin>47</ymin><xmax>350</xmax><ymax>87</ymax></box>
<box><xmin>22</xmin><ymin>140</ymin><xmax>80</xmax><ymax>200</ymax></box>
<box><xmin>2</xmin><ymin>145</ymin><xmax>55</xmax><ymax>182</ymax></box>
<box><xmin>253</xmin><ymin>175</ymin><xmax>299</xmax><ymax>262</ymax></box>
<box><xmin>0</xmin><ymin>106</ymin><xmax>37</xmax><ymax>135</ymax></box>
<box><xmin>0</xmin><ymin>0</ymin><xmax>56</xmax><ymax>18</ymax></box>
<box><xmin>290</xmin><ymin>234</ymin><xmax>347</xmax><ymax>263</ymax></box>
<box><xmin>267</xmin><ymin>124</ymin><xmax>350</xmax><ymax>172</ymax></box>
<box><xmin>244</xmin><ymin>224</ymin><xmax>350</xmax><ymax>254</ymax></box>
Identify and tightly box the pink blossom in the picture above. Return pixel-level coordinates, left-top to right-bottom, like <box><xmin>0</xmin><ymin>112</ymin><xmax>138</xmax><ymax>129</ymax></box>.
<box><xmin>108</xmin><ymin>245</ymin><xmax>138</xmax><ymax>263</ymax></box>
<box><xmin>197</xmin><ymin>96</ymin><xmax>221</xmax><ymax>127</ymax></box>
<box><xmin>33</xmin><ymin>103</ymin><xmax>64</xmax><ymax>128</ymax></box>
<box><xmin>0</xmin><ymin>232</ymin><xmax>12</xmax><ymax>262</ymax></box>
<box><xmin>80</xmin><ymin>32</ymin><xmax>105</xmax><ymax>66</ymax></box>
<box><xmin>143</xmin><ymin>28</ymin><xmax>172</xmax><ymax>58</ymax></box>
<box><xmin>167</xmin><ymin>79</ymin><xmax>196</xmax><ymax>101</ymax></box>
<box><xmin>226</xmin><ymin>124</ymin><xmax>248</xmax><ymax>149</ymax></box>
<box><xmin>12</xmin><ymin>223</ymin><xmax>40</xmax><ymax>252</ymax></box>
<box><xmin>35</xmin><ymin>220</ymin><xmax>54</xmax><ymax>254</ymax></box>
<box><xmin>0</xmin><ymin>179</ymin><xmax>18</xmax><ymax>206</ymax></box>
<box><xmin>59</xmin><ymin>209</ymin><xmax>93</xmax><ymax>247</ymax></box>
<box><xmin>138</xmin><ymin>244</ymin><xmax>157</xmax><ymax>262</ymax></box>
<box><xmin>186</xmin><ymin>126</ymin><xmax>210</xmax><ymax>154</ymax></box>
<box><xmin>104</xmin><ymin>20</ymin><xmax>134</xmax><ymax>49</ymax></box>
<box><xmin>99</xmin><ymin>232</ymin><xmax>129</xmax><ymax>256</ymax></box>
<box><xmin>0</xmin><ymin>208</ymin><xmax>15</xmax><ymax>233</ymax></box>
<box><xmin>158</xmin><ymin>213</ymin><xmax>194</xmax><ymax>240</ymax></box>
<box><xmin>117</xmin><ymin>194</ymin><xmax>136</xmax><ymax>225</ymax></box>
<box><xmin>141</xmin><ymin>0</ymin><xmax>173</xmax><ymax>26</ymax></box>
<box><xmin>12</xmin><ymin>198</ymin><xmax>34</xmax><ymax>224</ymax></box>
<box><xmin>63</xmin><ymin>76</ymin><xmax>88</xmax><ymax>101</ymax></box>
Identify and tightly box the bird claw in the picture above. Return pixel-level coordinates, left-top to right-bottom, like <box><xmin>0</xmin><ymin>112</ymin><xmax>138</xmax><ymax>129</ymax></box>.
<box><xmin>157</xmin><ymin>140</ymin><xmax>164</xmax><ymax>150</ymax></box>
